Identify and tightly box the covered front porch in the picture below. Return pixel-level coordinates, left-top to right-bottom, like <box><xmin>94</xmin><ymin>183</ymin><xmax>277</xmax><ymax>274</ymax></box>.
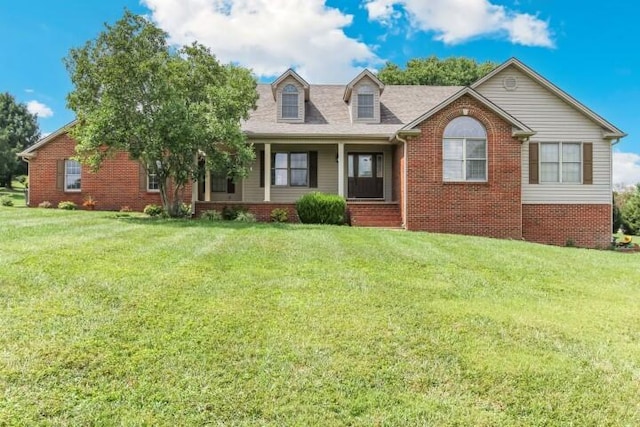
<box><xmin>193</xmin><ymin>140</ymin><xmax>405</xmax><ymax>227</ymax></box>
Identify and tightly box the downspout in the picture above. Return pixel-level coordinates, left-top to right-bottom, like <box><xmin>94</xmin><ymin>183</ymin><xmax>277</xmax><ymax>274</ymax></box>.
<box><xmin>395</xmin><ymin>133</ymin><xmax>408</xmax><ymax>230</ymax></box>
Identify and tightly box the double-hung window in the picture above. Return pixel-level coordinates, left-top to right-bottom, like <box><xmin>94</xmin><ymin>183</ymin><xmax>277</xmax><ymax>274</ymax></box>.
<box><xmin>442</xmin><ymin>116</ymin><xmax>487</xmax><ymax>182</ymax></box>
<box><xmin>65</xmin><ymin>159</ymin><xmax>81</xmax><ymax>191</ymax></box>
<box><xmin>357</xmin><ymin>85</ymin><xmax>374</xmax><ymax>119</ymax></box>
<box><xmin>147</xmin><ymin>170</ymin><xmax>159</xmax><ymax>191</ymax></box>
<box><xmin>282</xmin><ymin>84</ymin><xmax>299</xmax><ymax>119</ymax></box>
<box><xmin>540</xmin><ymin>142</ymin><xmax>581</xmax><ymax>183</ymax></box>
<box><xmin>272</xmin><ymin>152</ymin><xmax>308</xmax><ymax>186</ymax></box>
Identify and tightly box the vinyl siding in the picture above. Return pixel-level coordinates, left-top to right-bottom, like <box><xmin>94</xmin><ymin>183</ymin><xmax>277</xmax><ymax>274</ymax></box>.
<box><xmin>244</xmin><ymin>143</ymin><xmax>338</xmax><ymax>202</ymax></box>
<box><xmin>476</xmin><ymin>67</ymin><xmax>612</xmax><ymax>204</ymax></box>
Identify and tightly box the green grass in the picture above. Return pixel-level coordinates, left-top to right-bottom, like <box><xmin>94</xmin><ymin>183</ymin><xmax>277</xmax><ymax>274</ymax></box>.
<box><xmin>0</xmin><ymin>179</ymin><xmax>27</xmax><ymax>206</ymax></box>
<box><xmin>1</xmin><ymin>208</ymin><xmax>639</xmax><ymax>426</ymax></box>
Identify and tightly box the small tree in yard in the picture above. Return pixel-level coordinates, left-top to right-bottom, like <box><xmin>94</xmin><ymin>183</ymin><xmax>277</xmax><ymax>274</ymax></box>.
<box><xmin>621</xmin><ymin>184</ymin><xmax>640</xmax><ymax>235</ymax></box>
<box><xmin>64</xmin><ymin>10</ymin><xmax>258</xmax><ymax>216</ymax></box>
<box><xmin>0</xmin><ymin>93</ymin><xmax>40</xmax><ymax>189</ymax></box>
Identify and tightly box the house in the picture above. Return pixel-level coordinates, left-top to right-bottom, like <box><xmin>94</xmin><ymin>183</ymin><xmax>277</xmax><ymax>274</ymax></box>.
<box><xmin>19</xmin><ymin>58</ymin><xmax>626</xmax><ymax>248</ymax></box>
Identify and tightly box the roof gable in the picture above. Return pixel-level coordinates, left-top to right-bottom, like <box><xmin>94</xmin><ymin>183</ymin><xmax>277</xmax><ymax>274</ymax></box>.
<box><xmin>18</xmin><ymin>120</ymin><xmax>77</xmax><ymax>158</ymax></box>
<box><xmin>271</xmin><ymin>68</ymin><xmax>310</xmax><ymax>101</ymax></box>
<box><xmin>472</xmin><ymin>58</ymin><xmax>626</xmax><ymax>139</ymax></box>
<box><xmin>400</xmin><ymin>87</ymin><xmax>534</xmax><ymax>138</ymax></box>
<box><xmin>343</xmin><ymin>69</ymin><xmax>385</xmax><ymax>102</ymax></box>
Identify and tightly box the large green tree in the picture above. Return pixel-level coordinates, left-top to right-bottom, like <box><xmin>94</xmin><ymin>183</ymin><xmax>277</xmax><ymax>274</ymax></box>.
<box><xmin>64</xmin><ymin>10</ymin><xmax>258</xmax><ymax>216</ymax></box>
<box><xmin>0</xmin><ymin>93</ymin><xmax>40</xmax><ymax>188</ymax></box>
<box><xmin>378</xmin><ymin>56</ymin><xmax>497</xmax><ymax>86</ymax></box>
<box><xmin>621</xmin><ymin>185</ymin><xmax>640</xmax><ymax>234</ymax></box>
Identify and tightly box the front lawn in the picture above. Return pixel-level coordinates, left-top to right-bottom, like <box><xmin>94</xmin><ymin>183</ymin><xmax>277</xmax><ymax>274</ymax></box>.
<box><xmin>0</xmin><ymin>179</ymin><xmax>27</xmax><ymax>206</ymax></box>
<box><xmin>1</xmin><ymin>207</ymin><xmax>639</xmax><ymax>425</ymax></box>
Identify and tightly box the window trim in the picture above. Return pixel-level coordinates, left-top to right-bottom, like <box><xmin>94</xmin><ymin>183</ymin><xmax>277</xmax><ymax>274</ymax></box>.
<box><xmin>271</xmin><ymin>152</ymin><xmax>309</xmax><ymax>187</ymax></box>
<box><xmin>442</xmin><ymin>117</ymin><xmax>488</xmax><ymax>183</ymax></box>
<box><xmin>356</xmin><ymin>85</ymin><xmax>375</xmax><ymax>120</ymax></box>
<box><xmin>147</xmin><ymin>170</ymin><xmax>160</xmax><ymax>192</ymax></box>
<box><xmin>538</xmin><ymin>141</ymin><xmax>583</xmax><ymax>184</ymax></box>
<box><xmin>281</xmin><ymin>84</ymin><xmax>299</xmax><ymax>120</ymax></box>
<box><xmin>64</xmin><ymin>159</ymin><xmax>82</xmax><ymax>192</ymax></box>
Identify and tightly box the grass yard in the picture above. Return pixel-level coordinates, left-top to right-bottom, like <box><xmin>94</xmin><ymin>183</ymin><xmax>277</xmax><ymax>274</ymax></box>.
<box><xmin>0</xmin><ymin>180</ymin><xmax>27</xmax><ymax>207</ymax></box>
<box><xmin>1</xmin><ymin>207</ymin><xmax>639</xmax><ymax>426</ymax></box>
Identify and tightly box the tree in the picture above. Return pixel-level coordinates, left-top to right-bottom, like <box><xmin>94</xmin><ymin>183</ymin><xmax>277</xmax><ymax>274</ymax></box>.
<box><xmin>0</xmin><ymin>93</ymin><xmax>40</xmax><ymax>188</ymax></box>
<box><xmin>621</xmin><ymin>185</ymin><xmax>640</xmax><ymax>235</ymax></box>
<box><xmin>64</xmin><ymin>10</ymin><xmax>258</xmax><ymax>216</ymax></box>
<box><xmin>377</xmin><ymin>56</ymin><xmax>498</xmax><ymax>86</ymax></box>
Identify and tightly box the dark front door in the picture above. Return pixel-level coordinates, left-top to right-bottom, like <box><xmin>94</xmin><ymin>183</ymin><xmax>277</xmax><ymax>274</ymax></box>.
<box><xmin>348</xmin><ymin>153</ymin><xmax>384</xmax><ymax>199</ymax></box>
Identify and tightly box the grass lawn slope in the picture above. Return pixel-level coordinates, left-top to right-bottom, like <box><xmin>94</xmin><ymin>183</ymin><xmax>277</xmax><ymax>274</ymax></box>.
<box><xmin>1</xmin><ymin>207</ymin><xmax>639</xmax><ymax>425</ymax></box>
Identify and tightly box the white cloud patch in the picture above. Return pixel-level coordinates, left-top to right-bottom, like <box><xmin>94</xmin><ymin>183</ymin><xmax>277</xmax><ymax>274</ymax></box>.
<box><xmin>142</xmin><ymin>0</ymin><xmax>381</xmax><ymax>82</ymax></box>
<box><xmin>613</xmin><ymin>151</ymin><xmax>640</xmax><ymax>187</ymax></box>
<box><xmin>26</xmin><ymin>100</ymin><xmax>54</xmax><ymax>118</ymax></box>
<box><xmin>365</xmin><ymin>0</ymin><xmax>553</xmax><ymax>47</ymax></box>
<box><xmin>25</xmin><ymin>89</ymin><xmax>35</xmax><ymax>93</ymax></box>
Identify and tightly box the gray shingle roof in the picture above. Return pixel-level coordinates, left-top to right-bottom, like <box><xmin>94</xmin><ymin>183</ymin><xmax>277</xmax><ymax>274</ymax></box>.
<box><xmin>242</xmin><ymin>84</ymin><xmax>462</xmax><ymax>138</ymax></box>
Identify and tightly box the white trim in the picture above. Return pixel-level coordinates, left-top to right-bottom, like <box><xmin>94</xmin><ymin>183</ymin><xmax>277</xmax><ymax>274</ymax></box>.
<box><xmin>264</xmin><ymin>143</ymin><xmax>271</xmax><ymax>201</ymax></box>
<box><xmin>338</xmin><ymin>142</ymin><xmax>345</xmax><ymax>197</ymax></box>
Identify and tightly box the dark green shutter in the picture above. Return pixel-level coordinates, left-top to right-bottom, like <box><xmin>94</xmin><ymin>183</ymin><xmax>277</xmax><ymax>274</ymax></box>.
<box><xmin>227</xmin><ymin>179</ymin><xmax>235</xmax><ymax>193</ymax></box>
<box><xmin>583</xmin><ymin>143</ymin><xmax>593</xmax><ymax>184</ymax></box>
<box><xmin>529</xmin><ymin>143</ymin><xmax>539</xmax><ymax>184</ymax></box>
<box><xmin>56</xmin><ymin>160</ymin><xmax>65</xmax><ymax>190</ymax></box>
<box><xmin>139</xmin><ymin>163</ymin><xmax>147</xmax><ymax>191</ymax></box>
<box><xmin>309</xmin><ymin>151</ymin><xmax>318</xmax><ymax>188</ymax></box>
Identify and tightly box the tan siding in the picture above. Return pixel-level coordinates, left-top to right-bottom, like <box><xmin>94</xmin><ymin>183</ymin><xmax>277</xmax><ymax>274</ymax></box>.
<box><xmin>351</xmin><ymin>76</ymin><xmax>381</xmax><ymax>123</ymax></box>
<box><xmin>476</xmin><ymin>67</ymin><xmax>612</xmax><ymax>204</ymax></box>
<box><xmin>276</xmin><ymin>76</ymin><xmax>305</xmax><ymax>123</ymax></box>
<box><xmin>245</xmin><ymin>143</ymin><xmax>338</xmax><ymax>203</ymax></box>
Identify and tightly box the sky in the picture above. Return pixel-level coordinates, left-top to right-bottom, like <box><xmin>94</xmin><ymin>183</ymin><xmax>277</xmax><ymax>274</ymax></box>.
<box><xmin>1</xmin><ymin>0</ymin><xmax>639</xmax><ymax>185</ymax></box>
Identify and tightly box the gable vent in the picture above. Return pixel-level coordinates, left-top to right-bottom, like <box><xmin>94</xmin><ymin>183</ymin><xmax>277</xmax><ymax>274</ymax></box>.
<box><xmin>503</xmin><ymin>76</ymin><xmax>518</xmax><ymax>91</ymax></box>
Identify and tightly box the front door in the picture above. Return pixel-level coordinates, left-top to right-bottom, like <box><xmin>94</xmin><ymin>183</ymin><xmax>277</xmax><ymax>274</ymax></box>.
<box><xmin>348</xmin><ymin>153</ymin><xmax>384</xmax><ymax>199</ymax></box>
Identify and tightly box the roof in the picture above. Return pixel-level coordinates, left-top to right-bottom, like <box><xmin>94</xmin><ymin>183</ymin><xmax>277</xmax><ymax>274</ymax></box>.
<box><xmin>243</xmin><ymin>84</ymin><xmax>461</xmax><ymax>138</ymax></box>
<box><xmin>472</xmin><ymin>58</ymin><xmax>626</xmax><ymax>139</ymax></box>
<box><xmin>18</xmin><ymin>120</ymin><xmax>76</xmax><ymax>158</ymax></box>
<box><xmin>400</xmin><ymin>87</ymin><xmax>534</xmax><ymax>137</ymax></box>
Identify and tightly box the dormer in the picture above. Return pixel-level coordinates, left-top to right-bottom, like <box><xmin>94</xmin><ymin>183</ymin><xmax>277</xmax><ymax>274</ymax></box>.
<box><xmin>271</xmin><ymin>69</ymin><xmax>310</xmax><ymax>123</ymax></box>
<box><xmin>343</xmin><ymin>69</ymin><xmax>385</xmax><ymax>123</ymax></box>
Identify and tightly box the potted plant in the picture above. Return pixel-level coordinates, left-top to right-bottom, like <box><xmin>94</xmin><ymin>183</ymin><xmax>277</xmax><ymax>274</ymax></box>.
<box><xmin>83</xmin><ymin>196</ymin><xmax>97</xmax><ymax>210</ymax></box>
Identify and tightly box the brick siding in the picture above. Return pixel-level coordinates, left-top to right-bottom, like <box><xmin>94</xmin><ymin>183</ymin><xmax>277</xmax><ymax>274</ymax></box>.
<box><xmin>27</xmin><ymin>133</ymin><xmax>191</xmax><ymax>212</ymax></box>
<box><xmin>405</xmin><ymin>94</ymin><xmax>522</xmax><ymax>239</ymax></box>
<box><xmin>195</xmin><ymin>202</ymin><xmax>299</xmax><ymax>222</ymax></box>
<box><xmin>523</xmin><ymin>204</ymin><xmax>611</xmax><ymax>248</ymax></box>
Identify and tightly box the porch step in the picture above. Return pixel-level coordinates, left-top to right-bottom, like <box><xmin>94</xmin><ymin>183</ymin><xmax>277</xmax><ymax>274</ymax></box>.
<box><xmin>348</xmin><ymin>203</ymin><xmax>403</xmax><ymax>228</ymax></box>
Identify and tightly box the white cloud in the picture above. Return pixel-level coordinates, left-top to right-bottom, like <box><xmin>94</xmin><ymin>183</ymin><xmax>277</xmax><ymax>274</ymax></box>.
<box><xmin>613</xmin><ymin>151</ymin><xmax>640</xmax><ymax>188</ymax></box>
<box><xmin>142</xmin><ymin>0</ymin><xmax>381</xmax><ymax>82</ymax></box>
<box><xmin>365</xmin><ymin>0</ymin><xmax>553</xmax><ymax>47</ymax></box>
<box><xmin>26</xmin><ymin>100</ymin><xmax>54</xmax><ymax>118</ymax></box>
<box><xmin>25</xmin><ymin>89</ymin><xmax>34</xmax><ymax>93</ymax></box>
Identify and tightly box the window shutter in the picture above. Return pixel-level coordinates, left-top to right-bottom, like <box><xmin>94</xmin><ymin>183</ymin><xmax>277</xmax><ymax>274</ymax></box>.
<box><xmin>259</xmin><ymin>150</ymin><xmax>265</xmax><ymax>188</ymax></box>
<box><xmin>139</xmin><ymin>163</ymin><xmax>147</xmax><ymax>191</ymax></box>
<box><xmin>309</xmin><ymin>151</ymin><xmax>318</xmax><ymax>188</ymax></box>
<box><xmin>529</xmin><ymin>143</ymin><xmax>539</xmax><ymax>184</ymax></box>
<box><xmin>227</xmin><ymin>178</ymin><xmax>235</xmax><ymax>193</ymax></box>
<box><xmin>583</xmin><ymin>143</ymin><xmax>593</xmax><ymax>184</ymax></box>
<box><xmin>56</xmin><ymin>160</ymin><xmax>65</xmax><ymax>190</ymax></box>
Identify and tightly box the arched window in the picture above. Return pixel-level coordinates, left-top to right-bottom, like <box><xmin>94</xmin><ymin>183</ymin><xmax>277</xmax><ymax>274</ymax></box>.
<box><xmin>357</xmin><ymin>85</ymin><xmax>374</xmax><ymax>119</ymax></box>
<box><xmin>282</xmin><ymin>84</ymin><xmax>299</xmax><ymax>119</ymax></box>
<box><xmin>443</xmin><ymin>116</ymin><xmax>487</xmax><ymax>181</ymax></box>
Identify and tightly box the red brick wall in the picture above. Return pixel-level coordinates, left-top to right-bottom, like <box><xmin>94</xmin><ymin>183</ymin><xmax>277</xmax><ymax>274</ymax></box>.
<box><xmin>523</xmin><ymin>204</ymin><xmax>611</xmax><ymax>248</ymax></box>
<box><xmin>27</xmin><ymin>133</ymin><xmax>191</xmax><ymax>212</ymax></box>
<box><xmin>405</xmin><ymin>95</ymin><xmax>522</xmax><ymax>239</ymax></box>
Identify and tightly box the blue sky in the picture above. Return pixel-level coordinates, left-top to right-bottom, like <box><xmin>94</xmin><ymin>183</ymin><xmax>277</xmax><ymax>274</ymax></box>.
<box><xmin>1</xmin><ymin>0</ymin><xmax>639</xmax><ymax>184</ymax></box>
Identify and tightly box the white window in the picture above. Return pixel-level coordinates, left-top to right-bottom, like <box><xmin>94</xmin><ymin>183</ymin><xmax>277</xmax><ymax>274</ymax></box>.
<box><xmin>540</xmin><ymin>142</ymin><xmax>581</xmax><ymax>183</ymax></box>
<box><xmin>147</xmin><ymin>171</ymin><xmax>159</xmax><ymax>191</ymax></box>
<box><xmin>282</xmin><ymin>84</ymin><xmax>298</xmax><ymax>119</ymax></box>
<box><xmin>272</xmin><ymin>152</ymin><xmax>308</xmax><ymax>187</ymax></box>
<box><xmin>64</xmin><ymin>159</ymin><xmax>81</xmax><ymax>191</ymax></box>
<box><xmin>357</xmin><ymin>85</ymin><xmax>374</xmax><ymax>119</ymax></box>
<box><xmin>443</xmin><ymin>117</ymin><xmax>487</xmax><ymax>182</ymax></box>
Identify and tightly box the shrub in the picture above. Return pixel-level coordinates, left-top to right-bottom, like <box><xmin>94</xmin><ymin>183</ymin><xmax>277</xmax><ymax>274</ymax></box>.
<box><xmin>222</xmin><ymin>205</ymin><xmax>248</xmax><ymax>220</ymax></box>
<box><xmin>1</xmin><ymin>196</ymin><xmax>14</xmax><ymax>207</ymax></box>
<box><xmin>143</xmin><ymin>204</ymin><xmax>164</xmax><ymax>217</ymax></box>
<box><xmin>201</xmin><ymin>210</ymin><xmax>223</xmax><ymax>221</ymax></box>
<box><xmin>270</xmin><ymin>208</ymin><xmax>288</xmax><ymax>223</ymax></box>
<box><xmin>58</xmin><ymin>201</ymin><xmax>78</xmax><ymax>210</ymax></box>
<box><xmin>296</xmin><ymin>192</ymin><xmax>346</xmax><ymax>225</ymax></box>
<box><xmin>38</xmin><ymin>201</ymin><xmax>53</xmax><ymax>209</ymax></box>
<box><xmin>234</xmin><ymin>211</ymin><xmax>256</xmax><ymax>223</ymax></box>
<box><xmin>177</xmin><ymin>203</ymin><xmax>192</xmax><ymax>218</ymax></box>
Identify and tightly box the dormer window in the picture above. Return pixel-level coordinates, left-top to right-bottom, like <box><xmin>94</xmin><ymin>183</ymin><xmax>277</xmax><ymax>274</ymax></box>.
<box><xmin>282</xmin><ymin>84</ymin><xmax>299</xmax><ymax>119</ymax></box>
<box><xmin>357</xmin><ymin>85</ymin><xmax>375</xmax><ymax>119</ymax></box>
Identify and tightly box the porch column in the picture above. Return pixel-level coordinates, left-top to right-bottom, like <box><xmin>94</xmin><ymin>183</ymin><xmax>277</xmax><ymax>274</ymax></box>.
<box><xmin>264</xmin><ymin>143</ymin><xmax>271</xmax><ymax>202</ymax></box>
<box><xmin>204</xmin><ymin>169</ymin><xmax>211</xmax><ymax>202</ymax></box>
<box><xmin>191</xmin><ymin>153</ymin><xmax>199</xmax><ymax>213</ymax></box>
<box><xmin>337</xmin><ymin>142</ymin><xmax>345</xmax><ymax>197</ymax></box>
